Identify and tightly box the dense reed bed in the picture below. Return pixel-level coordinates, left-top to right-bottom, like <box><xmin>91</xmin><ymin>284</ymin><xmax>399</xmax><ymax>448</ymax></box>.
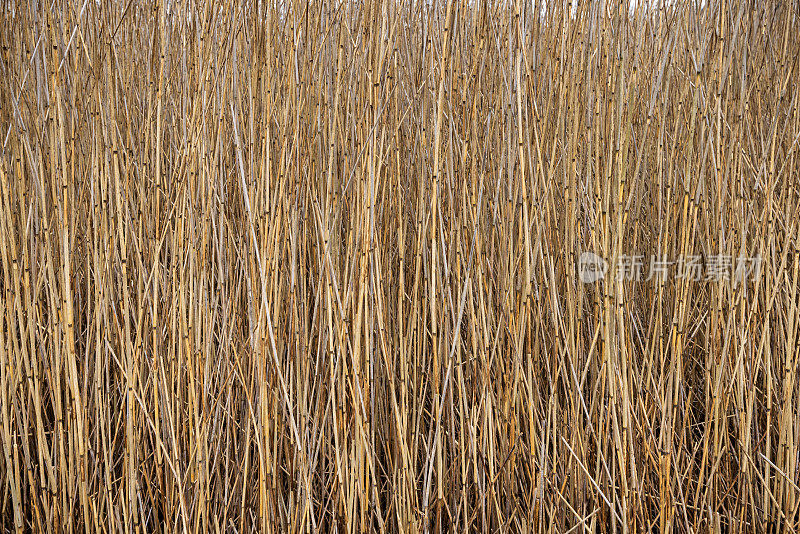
<box><xmin>1</xmin><ymin>0</ymin><xmax>800</xmax><ymax>531</ymax></box>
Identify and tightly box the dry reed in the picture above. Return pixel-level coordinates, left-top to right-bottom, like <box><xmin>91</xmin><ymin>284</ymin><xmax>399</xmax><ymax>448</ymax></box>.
<box><xmin>1</xmin><ymin>0</ymin><xmax>800</xmax><ymax>532</ymax></box>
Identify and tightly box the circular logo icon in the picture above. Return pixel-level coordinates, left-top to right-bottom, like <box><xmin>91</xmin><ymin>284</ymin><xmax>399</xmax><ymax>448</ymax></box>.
<box><xmin>578</xmin><ymin>252</ymin><xmax>607</xmax><ymax>283</ymax></box>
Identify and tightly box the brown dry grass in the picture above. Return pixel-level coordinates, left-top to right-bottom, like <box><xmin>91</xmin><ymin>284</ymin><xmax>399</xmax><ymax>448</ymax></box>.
<box><xmin>1</xmin><ymin>0</ymin><xmax>800</xmax><ymax>532</ymax></box>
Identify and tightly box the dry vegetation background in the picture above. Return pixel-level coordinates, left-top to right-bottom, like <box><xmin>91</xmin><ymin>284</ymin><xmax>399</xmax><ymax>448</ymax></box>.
<box><xmin>1</xmin><ymin>0</ymin><xmax>800</xmax><ymax>532</ymax></box>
